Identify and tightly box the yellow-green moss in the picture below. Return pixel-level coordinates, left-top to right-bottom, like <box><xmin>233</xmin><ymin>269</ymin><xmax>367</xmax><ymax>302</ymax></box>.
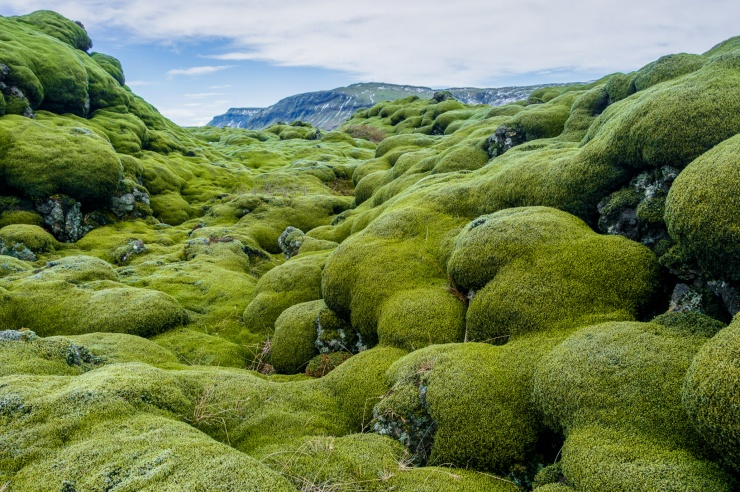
<box><xmin>664</xmin><ymin>134</ymin><xmax>740</xmax><ymax>279</ymax></box>
<box><xmin>682</xmin><ymin>315</ymin><xmax>740</xmax><ymax>470</ymax></box>
<box><xmin>0</xmin><ymin>224</ymin><xmax>56</xmax><ymax>253</ymax></box>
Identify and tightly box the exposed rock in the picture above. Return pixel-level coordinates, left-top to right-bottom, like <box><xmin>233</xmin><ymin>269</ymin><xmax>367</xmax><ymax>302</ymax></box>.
<box><xmin>0</xmin><ymin>329</ymin><xmax>38</xmax><ymax>342</ymax></box>
<box><xmin>112</xmin><ymin>239</ymin><xmax>146</xmax><ymax>265</ymax></box>
<box><xmin>278</xmin><ymin>226</ymin><xmax>305</xmax><ymax>259</ymax></box>
<box><xmin>36</xmin><ymin>195</ymin><xmax>92</xmax><ymax>242</ymax></box>
<box><xmin>110</xmin><ymin>188</ymin><xmax>150</xmax><ymax>218</ymax></box>
<box><xmin>0</xmin><ymin>240</ymin><xmax>36</xmax><ymax>262</ymax></box>
<box><xmin>315</xmin><ymin>306</ymin><xmax>365</xmax><ymax>354</ymax></box>
<box><xmin>485</xmin><ymin>124</ymin><xmax>526</xmax><ymax>157</ymax></box>
<box><xmin>373</xmin><ymin>374</ymin><xmax>437</xmax><ymax>466</ymax></box>
<box><xmin>597</xmin><ymin>166</ymin><xmax>679</xmax><ymax>247</ymax></box>
<box><xmin>432</xmin><ymin>90</ymin><xmax>455</xmax><ymax>102</ymax></box>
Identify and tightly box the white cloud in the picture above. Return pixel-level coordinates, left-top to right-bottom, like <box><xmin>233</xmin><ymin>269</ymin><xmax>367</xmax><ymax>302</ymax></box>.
<box><xmin>2</xmin><ymin>0</ymin><xmax>737</xmax><ymax>90</ymax></box>
<box><xmin>125</xmin><ymin>80</ymin><xmax>154</xmax><ymax>87</ymax></box>
<box><xmin>167</xmin><ymin>65</ymin><xmax>233</xmax><ymax>77</ymax></box>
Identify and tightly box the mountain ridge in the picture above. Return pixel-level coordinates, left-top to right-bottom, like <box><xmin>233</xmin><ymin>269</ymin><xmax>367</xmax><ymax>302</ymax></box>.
<box><xmin>208</xmin><ymin>81</ymin><xmax>567</xmax><ymax>130</ymax></box>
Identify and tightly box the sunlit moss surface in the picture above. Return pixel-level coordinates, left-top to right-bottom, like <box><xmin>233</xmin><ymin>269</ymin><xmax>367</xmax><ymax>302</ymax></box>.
<box><xmin>1</xmin><ymin>11</ymin><xmax>739</xmax><ymax>491</ymax></box>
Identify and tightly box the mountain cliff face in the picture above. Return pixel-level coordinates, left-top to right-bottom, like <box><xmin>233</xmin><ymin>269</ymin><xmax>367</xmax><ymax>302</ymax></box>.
<box><xmin>208</xmin><ymin>82</ymin><xmax>560</xmax><ymax>130</ymax></box>
<box><xmin>208</xmin><ymin>107</ymin><xmax>262</xmax><ymax>127</ymax></box>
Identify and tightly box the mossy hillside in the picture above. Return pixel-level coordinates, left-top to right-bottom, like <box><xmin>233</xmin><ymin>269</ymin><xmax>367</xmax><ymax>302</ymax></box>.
<box><xmin>682</xmin><ymin>315</ymin><xmax>740</xmax><ymax>470</ymax></box>
<box><xmin>630</xmin><ymin>53</ymin><xmax>706</xmax><ymax>92</ymax></box>
<box><xmin>2</xmin><ymin>14</ymin><xmax>740</xmax><ymax>488</ymax></box>
<box><xmin>0</xmin><ymin>15</ymin><xmax>88</xmax><ymax>114</ymax></box>
<box><xmin>533</xmin><ymin>320</ymin><xmax>734</xmax><ymax>490</ymax></box>
<box><xmin>0</xmin><ymin>344</ymin><xmax>409</xmax><ymax>488</ymax></box>
<box><xmin>664</xmin><ymin>134</ymin><xmax>740</xmax><ymax>280</ymax></box>
<box><xmin>16</xmin><ymin>10</ymin><xmax>92</xmax><ymax>51</ymax></box>
<box><xmin>0</xmin><ymin>367</ymin><xmax>296</xmax><ymax>491</ymax></box>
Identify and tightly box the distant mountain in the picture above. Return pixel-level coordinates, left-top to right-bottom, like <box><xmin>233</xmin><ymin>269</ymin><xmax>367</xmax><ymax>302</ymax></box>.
<box><xmin>208</xmin><ymin>107</ymin><xmax>262</xmax><ymax>128</ymax></box>
<box><xmin>207</xmin><ymin>82</ymin><xmax>562</xmax><ymax>130</ymax></box>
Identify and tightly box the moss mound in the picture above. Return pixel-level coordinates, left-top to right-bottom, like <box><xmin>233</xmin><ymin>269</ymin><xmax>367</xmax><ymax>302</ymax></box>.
<box><xmin>0</xmin><ymin>224</ymin><xmax>56</xmax><ymax>253</ymax></box>
<box><xmin>0</xmin><ymin>115</ymin><xmax>123</xmax><ymax>205</ymax></box>
<box><xmin>682</xmin><ymin>315</ymin><xmax>740</xmax><ymax>471</ymax></box>
<box><xmin>534</xmin><ymin>321</ymin><xmax>734</xmax><ymax>490</ymax></box>
<box><xmin>665</xmin><ymin>134</ymin><xmax>740</xmax><ymax>280</ymax></box>
<box><xmin>0</xmin><ymin>255</ymin><xmax>186</xmax><ymax>336</ymax></box>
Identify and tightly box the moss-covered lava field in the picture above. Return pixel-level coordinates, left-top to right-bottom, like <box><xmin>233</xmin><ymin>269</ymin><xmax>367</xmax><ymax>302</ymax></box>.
<box><xmin>1</xmin><ymin>10</ymin><xmax>739</xmax><ymax>492</ymax></box>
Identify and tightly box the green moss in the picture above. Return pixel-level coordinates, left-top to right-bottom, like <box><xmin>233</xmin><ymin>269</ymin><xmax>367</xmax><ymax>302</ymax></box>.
<box><xmin>91</xmin><ymin>52</ymin><xmax>125</xmax><ymax>85</ymax></box>
<box><xmin>16</xmin><ymin>10</ymin><xmax>92</xmax><ymax>51</ymax></box>
<box><xmin>0</xmin><ymin>114</ymin><xmax>123</xmax><ymax>205</ymax></box>
<box><xmin>631</xmin><ymin>53</ymin><xmax>706</xmax><ymax>92</ymax></box>
<box><xmin>243</xmin><ymin>252</ymin><xmax>328</xmax><ymax>334</ymax></box>
<box><xmin>0</xmin><ymin>255</ymin><xmax>186</xmax><ymax>337</ymax></box>
<box><xmin>432</xmin><ymin>143</ymin><xmax>490</xmax><ymax>174</ymax></box>
<box><xmin>505</xmin><ymin>91</ymin><xmax>579</xmax><ymax>141</ymax></box>
<box><xmin>152</xmin><ymin>328</ymin><xmax>248</xmax><ymax>368</ymax></box>
<box><xmin>664</xmin><ymin>134</ymin><xmax>740</xmax><ymax>279</ymax></box>
<box><xmin>582</xmin><ymin>54</ymin><xmax>740</xmax><ymax>171</ymax></box>
<box><xmin>322</xmin><ymin>206</ymin><xmax>468</xmax><ymax>350</ymax></box>
<box><xmin>0</xmin><ymin>210</ymin><xmax>43</xmax><ymax>228</ymax></box>
<box><xmin>321</xmin><ymin>346</ymin><xmax>406</xmax><ymax>429</ymax></box>
<box><xmin>682</xmin><ymin>315</ymin><xmax>740</xmax><ymax>470</ymax></box>
<box><xmin>379</xmin><ymin>339</ymin><xmax>550</xmax><ymax>473</ymax></box>
<box><xmin>604</xmin><ymin>72</ymin><xmax>635</xmax><ymax>102</ymax></box>
<box><xmin>0</xmin><ymin>255</ymin><xmax>30</xmax><ymax>277</ymax></box>
<box><xmin>450</xmin><ymin>207</ymin><xmax>658</xmax><ymax>340</ymax></box>
<box><xmin>89</xmin><ymin>109</ymin><xmax>148</xmax><ymax>154</ymax></box>
<box><xmin>0</xmin><ymin>334</ymin><xmax>100</xmax><ymax>377</ymax></box>
<box><xmin>534</xmin><ymin>321</ymin><xmax>733</xmax><ymax>490</ymax></box>
<box><xmin>561</xmin><ymin>425</ymin><xmax>732</xmax><ymax>492</ymax></box>
<box><xmin>0</xmin><ymin>224</ymin><xmax>56</xmax><ymax>253</ymax></box>
<box><xmin>149</xmin><ymin>192</ymin><xmax>194</xmax><ymax>225</ymax></box>
<box><xmin>561</xmin><ymin>86</ymin><xmax>609</xmax><ymax>140</ymax></box>
<box><xmin>270</xmin><ymin>300</ymin><xmax>324</xmax><ymax>374</ymax></box>
<box><xmin>66</xmin><ymin>332</ymin><xmax>181</xmax><ymax>367</ymax></box>
<box><xmin>0</xmin><ymin>16</ymin><xmax>89</xmax><ymax>114</ymax></box>
<box><xmin>76</xmin><ymin>51</ymin><xmax>130</xmax><ymax>112</ymax></box>
<box><xmin>652</xmin><ymin>311</ymin><xmax>726</xmax><ymax>338</ymax></box>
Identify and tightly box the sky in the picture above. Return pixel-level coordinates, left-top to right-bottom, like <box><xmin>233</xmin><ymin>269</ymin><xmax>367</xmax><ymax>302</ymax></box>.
<box><xmin>0</xmin><ymin>1</ymin><xmax>737</xmax><ymax>126</ymax></box>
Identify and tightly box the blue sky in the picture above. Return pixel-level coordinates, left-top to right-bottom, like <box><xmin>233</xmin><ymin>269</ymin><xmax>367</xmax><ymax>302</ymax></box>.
<box><xmin>1</xmin><ymin>1</ymin><xmax>737</xmax><ymax>126</ymax></box>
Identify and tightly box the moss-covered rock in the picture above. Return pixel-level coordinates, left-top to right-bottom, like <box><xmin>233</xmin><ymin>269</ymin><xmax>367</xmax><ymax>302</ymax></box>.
<box><xmin>682</xmin><ymin>315</ymin><xmax>740</xmax><ymax>471</ymax></box>
<box><xmin>450</xmin><ymin>207</ymin><xmax>659</xmax><ymax>340</ymax></box>
<box><xmin>665</xmin><ymin>134</ymin><xmax>740</xmax><ymax>280</ymax></box>
<box><xmin>0</xmin><ymin>224</ymin><xmax>56</xmax><ymax>253</ymax></box>
<box><xmin>0</xmin><ymin>255</ymin><xmax>186</xmax><ymax>336</ymax></box>
<box><xmin>534</xmin><ymin>321</ymin><xmax>734</xmax><ymax>490</ymax></box>
<box><xmin>0</xmin><ymin>115</ymin><xmax>123</xmax><ymax>205</ymax></box>
<box><xmin>243</xmin><ymin>251</ymin><xmax>328</xmax><ymax>334</ymax></box>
